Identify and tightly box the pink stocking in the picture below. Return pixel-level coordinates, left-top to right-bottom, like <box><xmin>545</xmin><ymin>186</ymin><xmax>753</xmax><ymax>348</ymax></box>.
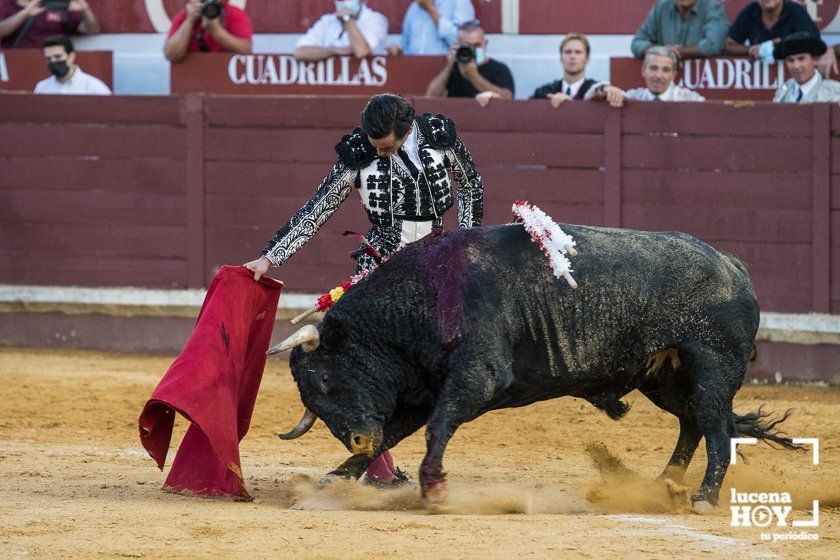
<box><xmin>364</xmin><ymin>450</ymin><xmax>397</xmax><ymax>483</ymax></box>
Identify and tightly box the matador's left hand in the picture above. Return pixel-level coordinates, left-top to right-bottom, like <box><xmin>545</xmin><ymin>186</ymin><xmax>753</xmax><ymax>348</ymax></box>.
<box><xmin>244</xmin><ymin>256</ymin><xmax>272</xmax><ymax>281</ymax></box>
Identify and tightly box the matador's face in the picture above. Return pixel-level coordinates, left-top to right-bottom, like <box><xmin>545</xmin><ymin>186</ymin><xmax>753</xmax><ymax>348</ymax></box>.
<box><xmin>368</xmin><ymin>124</ymin><xmax>413</xmax><ymax>157</ymax></box>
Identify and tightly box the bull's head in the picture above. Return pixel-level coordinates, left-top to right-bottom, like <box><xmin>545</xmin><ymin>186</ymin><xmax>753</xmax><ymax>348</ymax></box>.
<box><xmin>268</xmin><ymin>317</ymin><xmax>394</xmax><ymax>456</ymax></box>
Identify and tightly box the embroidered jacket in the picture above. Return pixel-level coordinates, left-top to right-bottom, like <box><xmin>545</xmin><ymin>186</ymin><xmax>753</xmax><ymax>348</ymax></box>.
<box><xmin>774</xmin><ymin>75</ymin><xmax>840</xmax><ymax>104</ymax></box>
<box><xmin>261</xmin><ymin>113</ymin><xmax>483</xmax><ymax>270</ymax></box>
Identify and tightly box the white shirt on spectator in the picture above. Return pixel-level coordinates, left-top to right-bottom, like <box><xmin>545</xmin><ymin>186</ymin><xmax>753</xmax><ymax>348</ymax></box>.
<box><xmin>34</xmin><ymin>66</ymin><xmax>112</xmax><ymax>95</ymax></box>
<box><xmin>796</xmin><ymin>72</ymin><xmax>821</xmax><ymax>100</ymax></box>
<box><xmin>624</xmin><ymin>83</ymin><xmax>705</xmax><ymax>102</ymax></box>
<box><xmin>561</xmin><ymin>77</ymin><xmax>587</xmax><ymax>98</ymax></box>
<box><xmin>296</xmin><ymin>4</ymin><xmax>388</xmax><ymax>54</ymax></box>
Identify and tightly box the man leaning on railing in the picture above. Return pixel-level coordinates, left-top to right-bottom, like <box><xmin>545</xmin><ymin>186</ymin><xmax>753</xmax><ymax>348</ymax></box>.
<box><xmin>724</xmin><ymin>0</ymin><xmax>819</xmax><ymax>63</ymax></box>
<box><xmin>593</xmin><ymin>46</ymin><xmax>705</xmax><ymax>108</ymax></box>
<box><xmin>293</xmin><ymin>0</ymin><xmax>387</xmax><ymax>62</ymax></box>
<box><xmin>631</xmin><ymin>0</ymin><xmax>728</xmax><ymax>60</ymax></box>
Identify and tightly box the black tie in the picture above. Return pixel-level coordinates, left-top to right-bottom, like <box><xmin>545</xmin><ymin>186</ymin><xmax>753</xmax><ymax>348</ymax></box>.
<box><xmin>796</xmin><ymin>88</ymin><xmax>803</xmax><ymax>102</ymax></box>
<box><xmin>397</xmin><ymin>147</ymin><xmax>420</xmax><ymax>181</ymax></box>
<box><xmin>565</xmin><ymin>85</ymin><xmax>572</xmax><ymax>96</ymax></box>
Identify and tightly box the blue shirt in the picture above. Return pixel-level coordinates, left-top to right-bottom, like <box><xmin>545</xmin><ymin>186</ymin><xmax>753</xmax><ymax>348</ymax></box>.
<box><xmin>728</xmin><ymin>1</ymin><xmax>819</xmax><ymax>45</ymax></box>
<box><xmin>401</xmin><ymin>0</ymin><xmax>476</xmax><ymax>55</ymax></box>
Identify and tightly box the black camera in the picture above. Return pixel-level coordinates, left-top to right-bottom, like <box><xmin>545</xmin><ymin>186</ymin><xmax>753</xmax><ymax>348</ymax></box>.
<box><xmin>43</xmin><ymin>0</ymin><xmax>70</xmax><ymax>11</ymax></box>
<box><xmin>201</xmin><ymin>0</ymin><xmax>224</xmax><ymax>20</ymax></box>
<box><xmin>455</xmin><ymin>44</ymin><xmax>475</xmax><ymax>64</ymax></box>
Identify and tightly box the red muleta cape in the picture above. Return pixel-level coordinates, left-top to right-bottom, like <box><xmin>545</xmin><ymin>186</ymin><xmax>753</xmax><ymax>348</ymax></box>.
<box><xmin>138</xmin><ymin>266</ymin><xmax>283</xmax><ymax>500</ymax></box>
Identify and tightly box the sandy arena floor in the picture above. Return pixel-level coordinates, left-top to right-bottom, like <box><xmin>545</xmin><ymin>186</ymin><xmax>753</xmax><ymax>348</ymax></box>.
<box><xmin>0</xmin><ymin>347</ymin><xmax>838</xmax><ymax>559</ymax></box>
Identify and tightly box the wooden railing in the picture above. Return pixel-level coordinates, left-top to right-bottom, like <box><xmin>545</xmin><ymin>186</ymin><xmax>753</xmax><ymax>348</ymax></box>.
<box><xmin>0</xmin><ymin>94</ymin><xmax>836</xmax><ymax>314</ymax></box>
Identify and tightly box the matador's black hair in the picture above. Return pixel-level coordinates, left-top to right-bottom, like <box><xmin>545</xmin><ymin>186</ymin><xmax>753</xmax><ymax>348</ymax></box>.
<box><xmin>360</xmin><ymin>93</ymin><xmax>415</xmax><ymax>140</ymax></box>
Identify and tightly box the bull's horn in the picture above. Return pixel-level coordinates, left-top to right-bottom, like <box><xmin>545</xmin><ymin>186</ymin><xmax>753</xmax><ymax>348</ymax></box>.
<box><xmin>267</xmin><ymin>324</ymin><xmax>320</xmax><ymax>355</ymax></box>
<box><xmin>278</xmin><ymin>408</ymin><xmax>317</xmax><ymax>440</ymax></box>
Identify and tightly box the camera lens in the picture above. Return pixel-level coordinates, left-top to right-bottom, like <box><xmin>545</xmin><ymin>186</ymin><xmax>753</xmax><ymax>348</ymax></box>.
<box><xmin>202</xmin><ymin>0</ymin><xmax>223</xmax><ymax>19</ymax></box>
<box><xmin>455</xmin><ymin>46</ymin><xmax>474</xmax><ymax>64</ymax></box>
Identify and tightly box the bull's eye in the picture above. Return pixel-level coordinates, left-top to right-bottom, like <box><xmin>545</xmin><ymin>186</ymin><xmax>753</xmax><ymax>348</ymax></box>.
<box><xmin>317</xmin><ymin>373</ymin><xmax>330</xmax><ymax>394</ymax></box>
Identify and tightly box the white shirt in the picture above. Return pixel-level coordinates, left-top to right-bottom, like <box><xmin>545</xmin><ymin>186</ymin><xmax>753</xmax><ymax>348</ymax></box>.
<box><xmin>561</xmin><ymin>76</ymin><xmax>586</xmax><ymax>98</ymax></box>
<box><xmin>296</xmin><ymin>4</ymin><xmax>388</xmax><ymax>54</ymax></box>
<box><xmin>347</xmin><ymin>123</ymin><xmax>431</xmax><ymax>245</ymax></box>
<box><xmin>796</xmin><ymin>72</ymin><xmax>821</xmax><ymax>101</ymax></box>
<box><xmin>624</xmin><ymin>83</ymin><xmax>705</xmax><ymax>102</ymax></box>
<box><xmin>393</xmin><ymin>124</ymin><xmax>421</xmax><ymax>175</ymax></box>
<box><xmin>34</xmin><ymin>66</ymin><xmax>112</xmax><ymax>95</ymax></box>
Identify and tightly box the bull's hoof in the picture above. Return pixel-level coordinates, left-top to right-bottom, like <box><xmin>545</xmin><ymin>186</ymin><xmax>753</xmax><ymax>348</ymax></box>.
<box><xmin>692</xmin><ymin>500</ymin><xmax>716</xmax><ymax>515</ymax></box>
<box><xmin>422</xmin><ymin>480</ymin><xmax>448</xmax><ymax>506</ymax></box>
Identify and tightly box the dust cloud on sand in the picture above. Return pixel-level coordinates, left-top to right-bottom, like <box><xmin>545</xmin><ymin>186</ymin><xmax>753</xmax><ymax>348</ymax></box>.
<box><xmin>583</xmin><ymin>441</ymin><xmax>692</xmax><ymax>513</ymax></box>
<box><xmin>288</xmin><ymin>474</ymin><xmax>591</xmax><ymax>515</ymax></box>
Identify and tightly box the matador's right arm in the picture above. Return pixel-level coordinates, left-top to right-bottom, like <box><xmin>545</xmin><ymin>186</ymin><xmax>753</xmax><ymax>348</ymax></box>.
<box><xmin>261</xmin><ymin>128</ymin><xmax>377</xmax><ymax>266</ymax></box>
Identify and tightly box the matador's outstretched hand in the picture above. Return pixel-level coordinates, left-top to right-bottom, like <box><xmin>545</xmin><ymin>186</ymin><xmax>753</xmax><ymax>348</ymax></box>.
<box><xmin>243</xmin><ymin>256</ymin><xmax>272</xmax><ymax>281</ymax></box>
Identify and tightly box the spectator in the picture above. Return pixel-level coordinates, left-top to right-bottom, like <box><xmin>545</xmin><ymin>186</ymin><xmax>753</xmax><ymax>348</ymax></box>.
<box><xmin>532</xmin><ymin>33</ymin><xmax>611</xmax><ymax>107</ymax></box>
<box><xmin>621</xmin><ymin>46</ymin><xmax>705</xmax><ymax>102</ymax></box>
<box><xmin>773</xmin><ymin>32</ymin><xmax>840</xmax><ymax>103</ymax></box>
<box><xmin>0</xmin><ymin>0</ymin><xmax>100</xmax><ymax>50</ymax></box>
<box><xmin>631</xmin><ymin>0</ymin><xmax>728</xmax><ymax>60</ymax></box>
<box><xmin>425</xmin><ymin>20</ymin><xmax>514</xmax><ymax>106</ymax></box>
<box><xmin>164</xmin><ymin>0</ymin><xmax>252</xmax><ymax>63</ymax></box>
<box><xmin>392</xmin><ymin>0</ymin><xmax>475</xmax><ymax>56</ymax></box>
<box><xmin>294</xmin><ymin>1</ymin><xmax>387</xmax><ymax>62</ymax></box>
<box><xmin>34</xmin><ymin>34</ymin><xmax>110</xmax><ymax>95</ymax></box>
<box><xmin>725</xmin><ymin>0</ymin><xmax>819</xmax><ymax>62</ymax></box>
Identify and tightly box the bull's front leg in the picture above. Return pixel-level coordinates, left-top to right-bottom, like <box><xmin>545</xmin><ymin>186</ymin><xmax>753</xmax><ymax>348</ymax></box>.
<box><xmin>325</xmin><ymin>453</ymin><xmax>375</xmax><ymax>481</ymax></box>
<box><xmin>420</xmin><ymin>367</ymin><xmax>499</xmax><ymax>502</ymax></box>
<box><xmin>325</xmin><ymin>403</ymin><xmax>431</xmax><ymax>482</ymax></box>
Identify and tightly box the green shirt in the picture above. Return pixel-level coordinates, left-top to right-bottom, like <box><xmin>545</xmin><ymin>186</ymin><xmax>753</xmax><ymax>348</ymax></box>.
<box><xmin>631</xmin><ymin>0</ymin><xmax>729</xmax><ymax>58</ymax></box>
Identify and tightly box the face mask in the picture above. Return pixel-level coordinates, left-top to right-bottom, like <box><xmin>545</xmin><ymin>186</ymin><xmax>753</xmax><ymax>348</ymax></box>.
<box><xmin>336</xmin><ymin>0</ymin><xmax>361</xmax><ymax>16</ymax></box>
<box><xmin>474</xmin><ymin>47</ymin><xmax>487</xmax><ymax>65</ymax></box>
<box><xmin>48</xmin><ymin>60</ymin><xmax>70</xmax><ymax>79</ymax></box>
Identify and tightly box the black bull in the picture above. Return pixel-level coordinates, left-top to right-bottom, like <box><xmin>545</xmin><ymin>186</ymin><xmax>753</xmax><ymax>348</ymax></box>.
<box><xmin>271</xmin><ymin>223</ymin><xmax>800</xmax><ymax>512</ymax></box>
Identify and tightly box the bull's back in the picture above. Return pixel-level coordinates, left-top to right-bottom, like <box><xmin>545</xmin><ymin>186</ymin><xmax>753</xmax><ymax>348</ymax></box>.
<box><xmin>457</xmin><ymin>223</ymin><xmax>758</xmax><ymax>379</ymax></box>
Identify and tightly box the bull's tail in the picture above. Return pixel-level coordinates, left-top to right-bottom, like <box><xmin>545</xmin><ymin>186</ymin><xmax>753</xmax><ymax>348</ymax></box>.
<box><xmin>734</xmin><ymin>405</ymin><xmax>804</xmax><ymax>459</ymax></box>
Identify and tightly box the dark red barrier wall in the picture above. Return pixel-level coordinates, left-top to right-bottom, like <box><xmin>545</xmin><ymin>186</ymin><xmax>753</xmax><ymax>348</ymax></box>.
<box><xmin>0</xmin><ymin>95</ymin><xmax>835</xmax><ymax>315</ymax></box>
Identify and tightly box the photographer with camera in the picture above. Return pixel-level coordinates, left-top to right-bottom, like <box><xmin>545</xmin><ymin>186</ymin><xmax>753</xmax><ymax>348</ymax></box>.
<box><xmin>0</xmin><ymin>0</ymin><xmax>100</xmax><ymax>49</ymax></box>
<box><xmin>425</xmin><ymin>20</ymin><xmax>514</xmax><ymax>106</ymax></box>
<box><xmin>164</xmin><ymin>0</ymin><xmax>252</xmax><ymax>63</ymax></box>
